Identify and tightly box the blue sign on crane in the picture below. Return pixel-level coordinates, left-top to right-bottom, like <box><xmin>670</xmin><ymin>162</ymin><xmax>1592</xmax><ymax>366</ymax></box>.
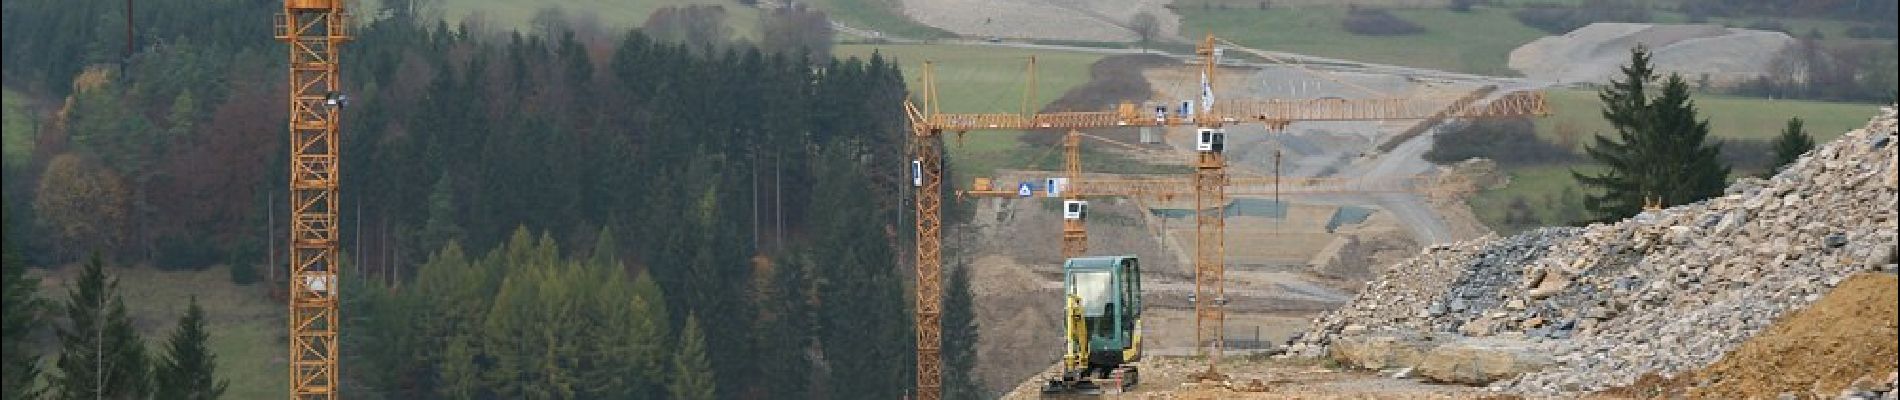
<box><xmin>1018</xmin><ymin>182</ymin><xmax>1034</xmax><ymax>198</ymax></box>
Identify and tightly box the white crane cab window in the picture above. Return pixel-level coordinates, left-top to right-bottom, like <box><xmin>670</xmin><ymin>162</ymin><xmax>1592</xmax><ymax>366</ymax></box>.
<box><xmin>911</xmin><ymin>160</ymin><xmax>923</xmax><ymax>187</ymax></box>
<box><xmin>1194</xmin><ymin>128</ymin><xmax>1225</xmax><ymax>153</ymax></box>
<box><xmin>1070</xmin><ymin>271</ymin><xmax>1114</xmax><ymax>317</ymax></box>
<box><xmin>1063</xmin><ymin>200</ymin><xmax>1087</xmax><ymax>220</ymax></box>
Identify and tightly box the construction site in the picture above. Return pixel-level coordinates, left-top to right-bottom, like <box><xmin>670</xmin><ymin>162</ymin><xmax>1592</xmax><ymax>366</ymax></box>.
<box><xmin>884</xmin><ymin>7</ymin><xmax>1897</xmax><ymax>400</ymax></box>
<box><xmin>1</xmin><ymin>0</ymin><xmax>1895</xmax><ymax>399</ymax></box>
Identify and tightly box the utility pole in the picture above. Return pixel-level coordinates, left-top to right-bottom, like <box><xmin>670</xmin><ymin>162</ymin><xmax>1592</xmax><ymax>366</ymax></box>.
<box><xmin>122</xmin><ymin>0</ymin><xmax>134</xmax><ymax>75</ymax></box>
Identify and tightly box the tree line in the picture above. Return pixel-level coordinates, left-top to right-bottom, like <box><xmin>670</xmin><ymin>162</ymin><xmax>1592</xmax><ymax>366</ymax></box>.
<box><xmin>4</xmin><ymin>0</ymin><xmax>990</xmax><ymax>398</ymax></box>
<box><xmin>4</xmin><ymin>236</ymin><xmax>230</xmax><ymax>399</ymax></box>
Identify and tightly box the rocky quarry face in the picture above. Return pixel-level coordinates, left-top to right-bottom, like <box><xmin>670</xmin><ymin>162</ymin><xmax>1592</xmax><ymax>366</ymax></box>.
<box><xmin>1288</xmin><ymin>107</ymin><xmax>1900</xmax><ymax>396</ymax></box>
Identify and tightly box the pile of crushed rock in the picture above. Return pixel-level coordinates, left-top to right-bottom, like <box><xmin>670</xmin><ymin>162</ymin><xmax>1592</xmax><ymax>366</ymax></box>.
<box><xmin>1287</xmin><ymin>106</ymin><xmax>1898</xmax><ymax>396</ymax></box>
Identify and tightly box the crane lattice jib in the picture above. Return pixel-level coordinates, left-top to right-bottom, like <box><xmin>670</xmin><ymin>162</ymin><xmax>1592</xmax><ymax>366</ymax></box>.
<box><xmin>275</xmin><ymin>0</ymin><xmax>348</xmax><ymax>398</ymax></box>
<box><xmin>916</xmin><ymin>90</ymin><xmax>1548</xmax><ymax>132</ymax></box>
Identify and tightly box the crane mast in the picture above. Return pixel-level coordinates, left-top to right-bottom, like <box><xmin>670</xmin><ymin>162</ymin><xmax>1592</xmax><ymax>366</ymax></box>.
<box><xmin>1187</xmin><ymin>35</ymin><xmax>1231</xmax><ymax>378</ymax></box>
<box><xmin>275</xmin><ymin>1</ymin><xmax>348</xmax><ymax>398</ymax></box>
<box><xmin>910</xmin><ymin>62</ymin><xmax>945</xmax><ymax>400</ymax></box>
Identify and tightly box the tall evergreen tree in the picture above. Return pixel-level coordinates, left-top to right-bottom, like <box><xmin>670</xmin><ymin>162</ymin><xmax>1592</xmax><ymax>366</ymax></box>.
<box><xmin>812</xmin><ymin>147</ymin><xmax>911</xmax><ymax>400</ymax></box>
<box><xmin>942</xmin><ymin>261</ymin><xmax>986</xmax><ymax>400</ymax></box>
<box><xmin>615</xmin><ymin>270</ymin><xmax>673</xmax><ymax>399</ymax></box>
<box><xmin>51</xmin><ymin>253</ymin><xmax>150</xmax><ymax>400</ymax></box>
<box><xmin>2</xmin><ymin>216</ymin><xmax>47</xmax><ymax>400</ymax></box>
<box><xmin>419</xmin><ymin>172</ymin><xmax>463</xmax><ymax>255</ymax></box>
<box><xmin>1574</xmin><ymin>46</ymin><xmax>1729</xmax><ymax>220</ymax></box>
<box><xmin>669</xmin><ymin>314</ymin><xmax>716</xmax><ymax>400</ymax></box>
<box><xmin>1769</xmin><ymin>117</ymin><xmax>1815</xmax><ymax>175</ymax></box>
<box><xmin>154</xmin><ymin>296</ymin><xmax>228</xmax><ymax>400</ymax></box>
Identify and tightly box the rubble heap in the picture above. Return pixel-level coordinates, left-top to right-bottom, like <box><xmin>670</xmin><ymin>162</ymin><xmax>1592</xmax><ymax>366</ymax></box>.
<box><xmin>1289</xmin><ymin>107</ymin><xmax>1900</xmax><ymax>396</ymax></box>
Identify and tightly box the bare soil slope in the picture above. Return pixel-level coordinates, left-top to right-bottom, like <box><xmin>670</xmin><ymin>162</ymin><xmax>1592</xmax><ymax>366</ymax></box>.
<box><xmin>1600</xmin><ymin>273</ymin><xmax>1899</xmax><ymax>399</ymax></box>
<box><xmin>1688</xmin><ymin>273</ymin><xmax>1897</xmax><ymax>398</ymax></box>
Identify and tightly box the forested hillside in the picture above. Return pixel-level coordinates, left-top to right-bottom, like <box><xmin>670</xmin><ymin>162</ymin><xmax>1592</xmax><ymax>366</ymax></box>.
<box><xmin>2</xmin><ymin>0</ymin><xmax>972</xmax><ymax>398</ymax></box>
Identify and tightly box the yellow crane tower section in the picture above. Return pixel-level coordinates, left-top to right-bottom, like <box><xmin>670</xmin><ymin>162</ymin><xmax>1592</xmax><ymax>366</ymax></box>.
<box><xmin>275</xmin><ymin>0</ymin><xmax>348</xmax><ymax>398</ymax></box>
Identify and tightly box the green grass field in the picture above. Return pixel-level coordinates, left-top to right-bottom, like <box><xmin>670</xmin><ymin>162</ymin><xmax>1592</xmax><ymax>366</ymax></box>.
<box><xmin>1537</xmin><ymin>89</ymin><xmax>1881</xmax><ymax>144</ymax></box>
<box><xmin>1467</xmin><ymin>164</ymin><xmax>1596</xmax><ymax>233</ymax></box>
<box><xmin>4</xmin><ymin>88</ymin><xmax>34</xmax><ymax>166</ymax></box>
<box><xmin>424</xmin><ymin>0</ymin><xmax>761</xmax><ymax>39</ymax></box>
<box><xmin>836</xmin><ymin>43</ymin><xmax>1113</xmax><ymax>178</ymax></box>
<box><xmin>32</xmin><ymin>264</ymin><xmax>283</xmax><ymax>399</ymax></box>
<box><xmin>1175</xmin><ymin>6</ymin><xmax>1548</xmax><ymax>76</ymax></box>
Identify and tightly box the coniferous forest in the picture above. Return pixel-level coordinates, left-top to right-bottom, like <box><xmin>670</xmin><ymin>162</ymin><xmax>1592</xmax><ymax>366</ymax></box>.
<box><xmin>3</xmin><ymin>0</ymin><xmax>983</xmax><ymax>398</ymax></box>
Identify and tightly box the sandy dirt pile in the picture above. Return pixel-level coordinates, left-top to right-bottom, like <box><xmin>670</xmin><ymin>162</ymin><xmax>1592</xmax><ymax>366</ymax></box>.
<box><xmin>1509</xmin><ymin>23</ymin><xmax>1794</xmax><ymax>86</ymax></box>
<box><xmin>1688</xmin><ymin>273</ymin><xmax>1898</xmax><ymax>399</ymax></box>
<box><xmin>1601</xmin><ymin>273</ymin><xmax>1898</xmax><ymax>399</ymax></box>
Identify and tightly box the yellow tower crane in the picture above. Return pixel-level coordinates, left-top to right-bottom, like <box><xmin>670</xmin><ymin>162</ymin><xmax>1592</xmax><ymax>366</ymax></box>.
<box><xmin>959</xmin><ymin>128</ymin><xmax>1440</xmax><ymax>253</ymax></box>
<box><xmin>906</xmin><ymin>34</ymin><xmax>1549</xmax><ymax>398</ymax></box>
<box><xmin>274</xmin><ymin>0</ymin><xmax>348</xmax><ymax>398</ymax></box>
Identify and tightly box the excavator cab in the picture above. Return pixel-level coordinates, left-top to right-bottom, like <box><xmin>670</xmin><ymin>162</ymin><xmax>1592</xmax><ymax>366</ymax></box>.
<box><xmin>1045</xmin><ymin>256</ymin><xmax>1142</xmax><ymax>395</ymax></box>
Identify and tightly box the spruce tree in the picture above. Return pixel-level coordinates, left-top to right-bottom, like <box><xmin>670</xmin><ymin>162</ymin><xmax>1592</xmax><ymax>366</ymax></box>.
<box><xmin>669</xmin><ymin>314</ymin><xmax>716</xmax><ymax>400</ymax></box>
<box><xmin>51</xmin><ymin>253</ymin><xmax>151</xmax><ymax>400</ymax></box>
<box><xmin>629</xmin><ymin>271</ymin><xmax>674</xmax><ymax>399</ymax></box>
<box><xmin>942</xmin><ymin>261</ymin><xmax>986</xmax><ymax>400</ymax></box>
<box><xmin>419</xmin><ymin>172</ymin><xmax>463</xmax><ymax>254</ymax></box>
<box><xmin>1769</xmin><ymin>117</ymin><xmax>1814</xmax><ymax>175</ymax></box>
<box><xmin>1575</xmin><ymin>46</ymin><xmax>1729</xmax><ymax>221</ymax></box>
<box><xmin>2</xmin><ymin>221</ymin><xmax>47</xmax><ymax>400</ymax></box>
<box><xmin>812</xmin><ymin>147</ymin><xmax>912</xmax><ymax>400</ymax></box>
<box><xmin>154</xmin><ymin>296</ymin><xmax>228</xmax><ymax>400</ymax></box>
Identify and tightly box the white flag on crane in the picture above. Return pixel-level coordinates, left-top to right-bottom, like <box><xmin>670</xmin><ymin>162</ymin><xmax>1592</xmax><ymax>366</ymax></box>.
<box><xmin>1200</xmin><ymin>71</ymin><xmax>1214</xmax><ymax>115</ymax></box>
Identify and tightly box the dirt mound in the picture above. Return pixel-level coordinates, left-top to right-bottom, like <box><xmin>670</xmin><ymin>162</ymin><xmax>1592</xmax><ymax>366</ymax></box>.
<box><xmin>969</xmin><ymin>254</ymin><xmax>1063</xmax><ymax>393</ymax></box>
<box><xmin>1509</xmin><ymin>22</ymin><xmax>1794</xmax><ymax>86</ymax></box>
<box><xmin>1599</xmin><ymin>273</ymin><xmax>1899</xmax><ymax>399</ymax></box>
<box><xmin>1688</xmin><ymin>273</ymin><xmax>1899</xmax><ymax>398</ymax></box>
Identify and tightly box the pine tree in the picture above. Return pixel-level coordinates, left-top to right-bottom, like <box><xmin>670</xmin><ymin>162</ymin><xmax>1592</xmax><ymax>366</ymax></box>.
<box><xmin>942</xmin><ymin>261</ymin><xmax>986</xmax><ymax>400</ymax></box>
<box><xmin>51</xmin><ymin>253</ymin><xmax>151</xmax><ymax>400</ymax></box>
<box><xmin>2</xmin><ymin>219</ymin><xmax>47</xmax><ymax>400</ymax></box>
<box><xmin>629</xmin><ymin>271</ymin><xmax>674</xmax><ymax>399</ymax></box>
<box><xmin>1574</xmin><ymin>46</ymin><xmax>1729</xmax><ymax>221</ymax></box>
<box><xmin>154</xmin><ymin>296</ymin><xmax>228</xmax><ymax>400</ymax></box>
<box><xmin>812</xmin><ymin>147</ymin><xmax>911</xmax><ymax>400</ymax></box>
<box><xmin>1769</xmin><ymin>117</ymin><xmax>1814</xmax><ymax>175</ymax></box>
<box><xmin>419</xmin><ymin>172</ymin><xmax>462</xmax><ymax>254</ymax></box>
<box><xmin>669</xmin><ymin>314</ymin><xmax>716</xmax><ymax>400</ymax></box>
<box><xmin>579</xmin><ymin>267</ymin><xmax>671</xmax><ymax>399</ymax></box>
<box><xmin>434</xmin><ymin>334</ymin><xmax>482</xmax><ymax>399</ymax></box>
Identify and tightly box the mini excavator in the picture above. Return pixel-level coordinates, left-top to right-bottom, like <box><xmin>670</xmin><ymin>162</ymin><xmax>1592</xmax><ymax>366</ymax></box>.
<box><xmin>1043</xmin><ymin>256</ymin><xmax>1144</xmax><ymax>396</ymax></box>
